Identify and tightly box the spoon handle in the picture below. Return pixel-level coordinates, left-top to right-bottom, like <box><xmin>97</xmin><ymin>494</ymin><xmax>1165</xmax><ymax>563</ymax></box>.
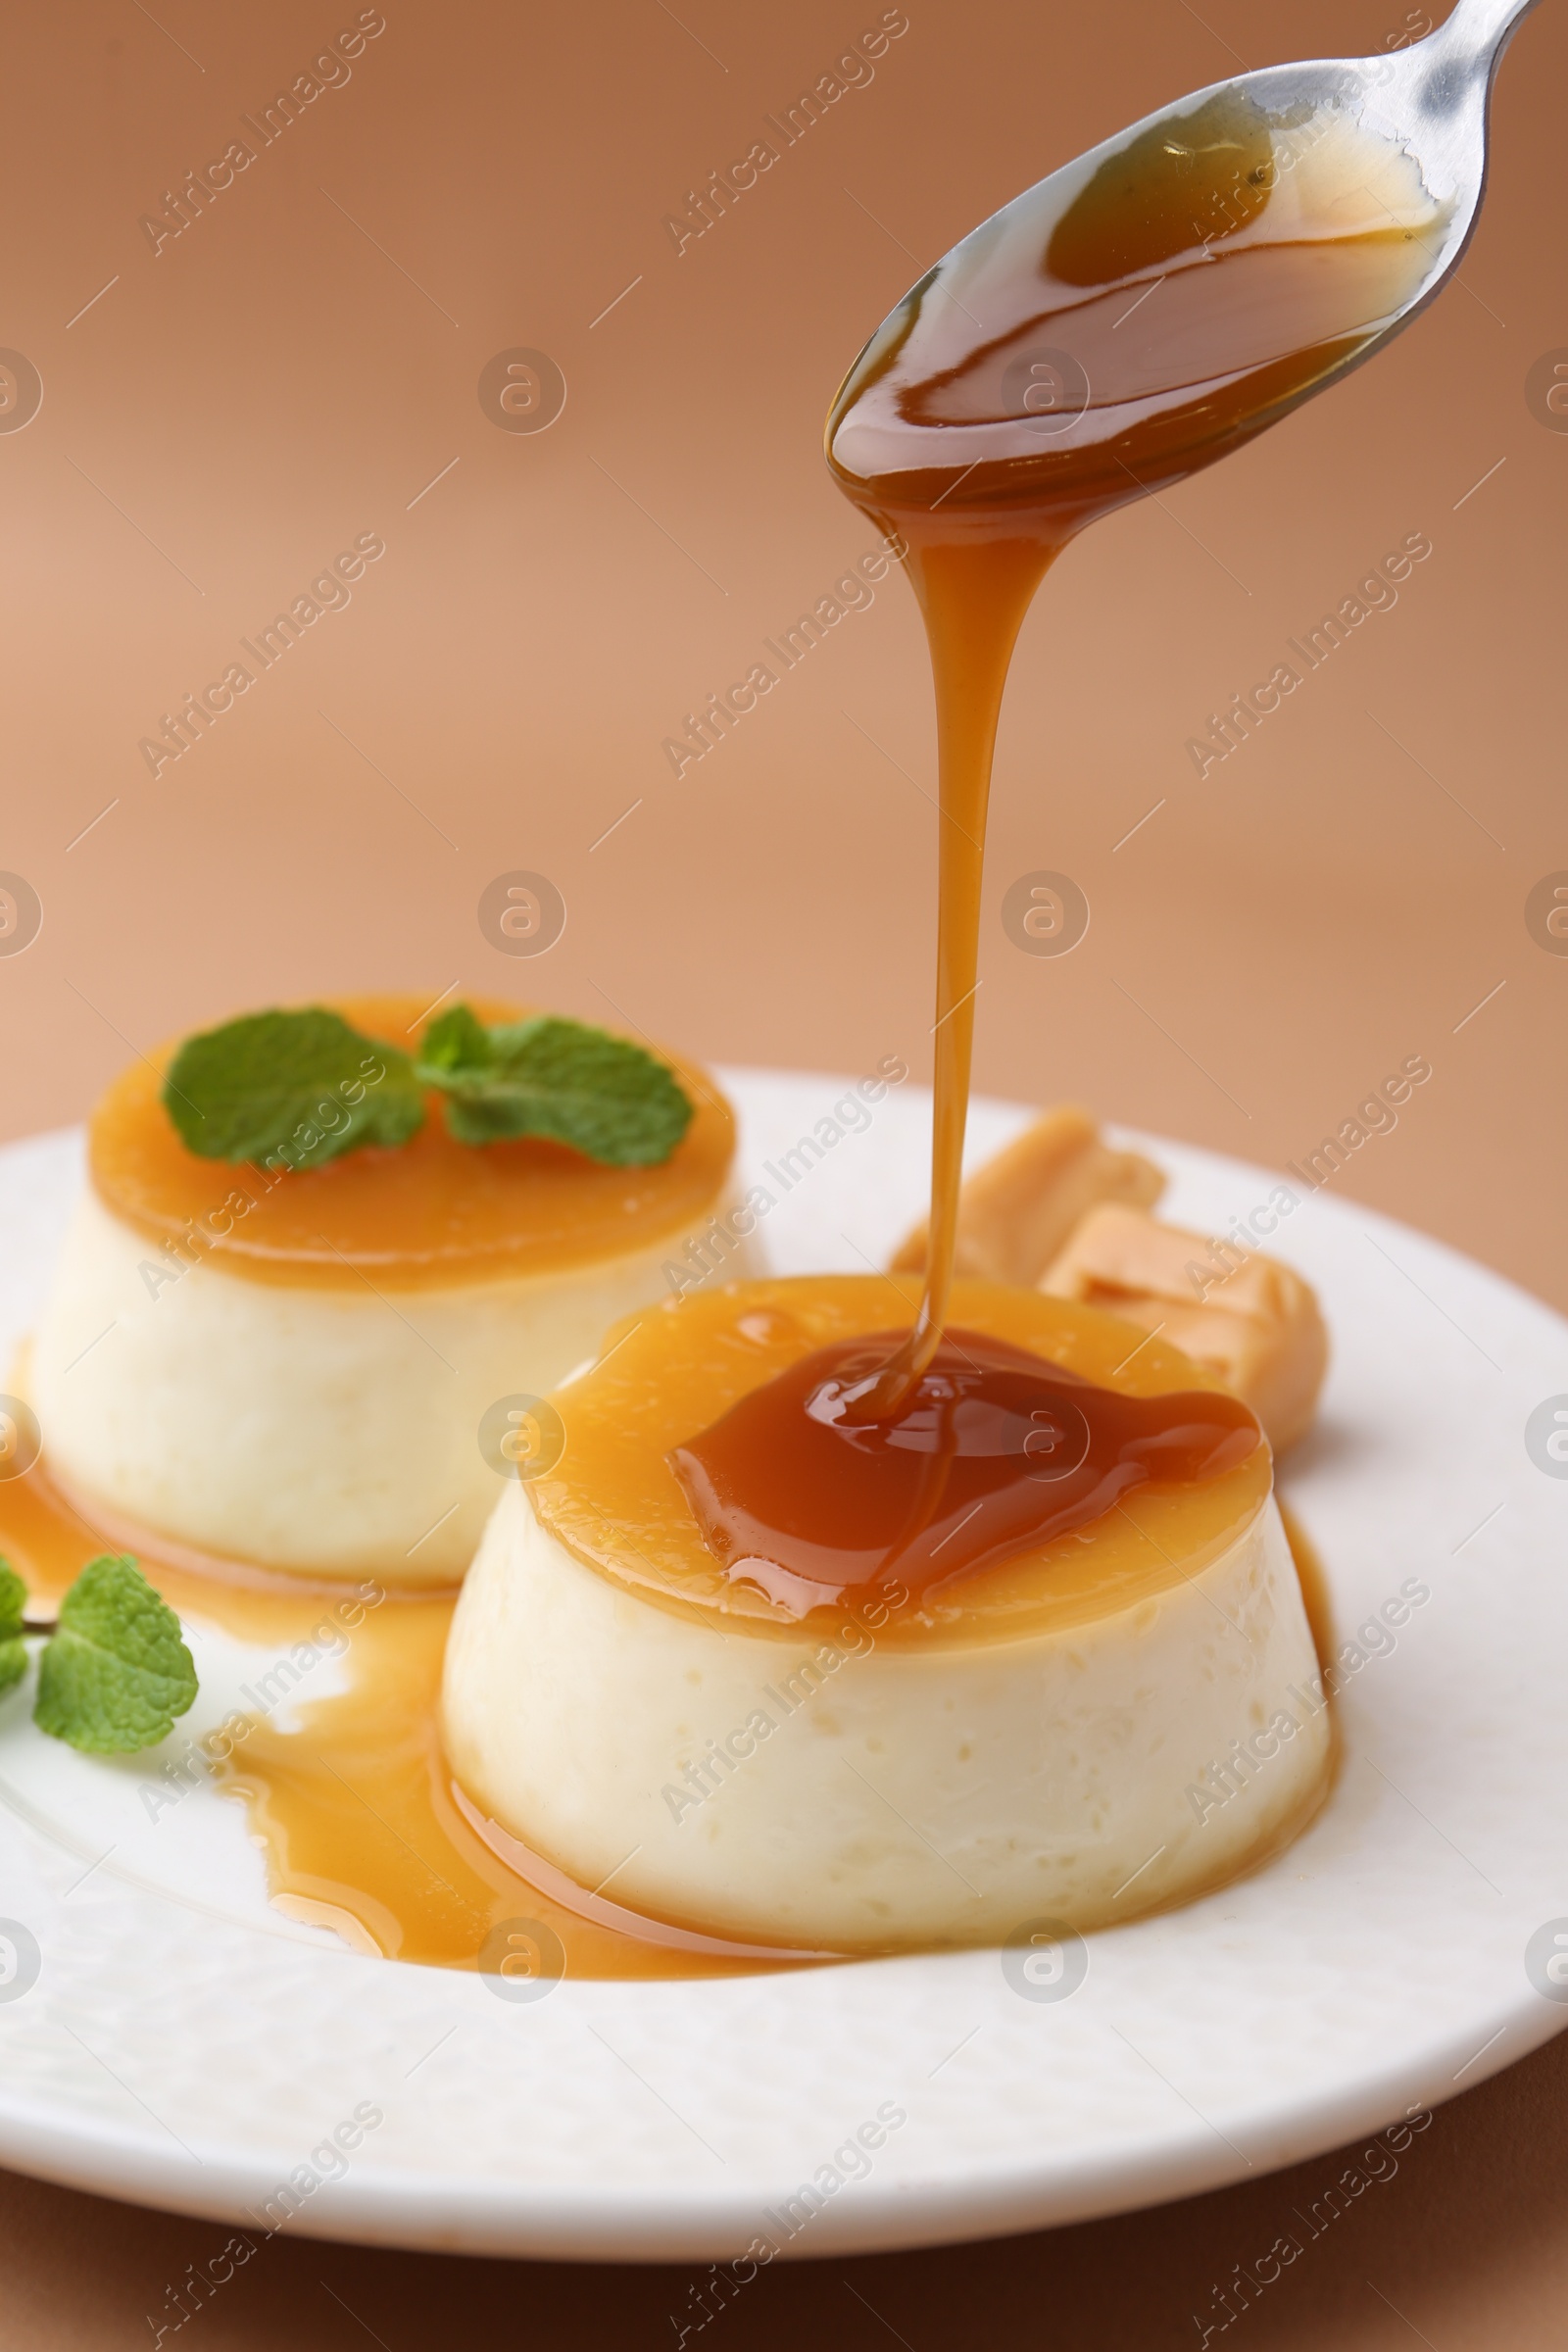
<box><xmin>1423</xmin><ymin>0</ymin><xmax>1543</xmax><ymax>65</ymax></box>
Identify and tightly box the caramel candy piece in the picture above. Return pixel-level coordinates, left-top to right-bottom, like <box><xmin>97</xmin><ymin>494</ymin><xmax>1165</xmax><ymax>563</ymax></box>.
<box><xmin>891</xmin><ymin>1105</ymin><xmax>1164</xmax><ymax>1288</ymax></box>
<box><xmin>1041</xmin><ymin>1202</ymin><xmax>1328</xmax><ymax>1453</ymax></box>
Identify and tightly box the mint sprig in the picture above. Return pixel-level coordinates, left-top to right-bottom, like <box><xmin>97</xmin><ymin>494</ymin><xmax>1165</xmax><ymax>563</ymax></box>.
<box><xmin>0</xmin><ymin>1560</ymin><xmax>25</xmax><ymax>1700</ymax></box>
<box><xmin>31</xmin><ymin>1556</ymin><xmax>197</xmax><ymax>1754</ymax></box>
<box><xmin>161</xmin><ymin>1004</ymin><xmax>694</xmax><ymax>1172</ymax></box>
<box><xmin>417</xmin><ymin>1006</ymin><xmax>694</xmax><ymax>1166</ymax></box>
<box><xmin>164</xmin><ymin>1006</ymin><xmax>425</xmax><ymax>1172</ymax></box>
<box><xmin>0</xmin><ymin>1553</ymin><xmax>200</xmax><ymax>1752</ymax></box>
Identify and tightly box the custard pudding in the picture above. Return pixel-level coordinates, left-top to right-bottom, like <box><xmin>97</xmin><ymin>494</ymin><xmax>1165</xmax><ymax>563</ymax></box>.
<box><xmin>31</xmin><ymin>996</ymin><xmax>757</xmax><ymax>1583</ymax></box>
<box><xmin>442</xmin><ymin>1276</ymin><xmax>1331</xmax><ymax>1953</ymax></box>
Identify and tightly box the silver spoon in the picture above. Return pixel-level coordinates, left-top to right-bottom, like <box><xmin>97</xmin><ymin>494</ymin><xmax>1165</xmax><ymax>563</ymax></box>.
<box><xmin>828</xmin><ymin>0</ymin><xmax>1545</xmax><ymax>504</ymax></box>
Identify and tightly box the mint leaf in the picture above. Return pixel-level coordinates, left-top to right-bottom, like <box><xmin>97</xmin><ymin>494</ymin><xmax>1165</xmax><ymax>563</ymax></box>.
<box><xmin>33</xmin><ymin>1556</ymin><xmax>197</xmax><ymax>1754</ymax></box>
<box><xmin>0</xmin><ymin>1558</ymin><xmax>24</xmax><ymax>1699</ymax></box>
<box><xmin>417</xmin><ymin>1001</ymin><xmax>491</xmax><ymax>1079</ymax></box>
<box><xmin>416</xmin><ymin>1008</ymin><xmax>694</xmax><ymax>1166</ymax></box>
<box><xmin>158</xmin><ymin>1002</ymin><xmax>693</xmax><ymax>1175</ymax></box>
<box><xmin>163</xmin><ymin>1007</ymin><xmax>425</xmax><ymax>1172</ymax></box>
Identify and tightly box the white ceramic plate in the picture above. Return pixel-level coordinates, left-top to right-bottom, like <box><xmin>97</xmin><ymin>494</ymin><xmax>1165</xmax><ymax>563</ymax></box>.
<box><xmin>0</xmin><ymin>1071</ymin><xmax>1564</xmax><ymax>2262</ymax></box>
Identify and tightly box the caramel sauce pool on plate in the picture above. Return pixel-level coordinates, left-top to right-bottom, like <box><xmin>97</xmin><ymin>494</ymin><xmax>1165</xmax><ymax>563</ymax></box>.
<box><xmin>0</xmin><ymin>1464</ymin><xmax>785</xmax><ymax>1979</ymax></box>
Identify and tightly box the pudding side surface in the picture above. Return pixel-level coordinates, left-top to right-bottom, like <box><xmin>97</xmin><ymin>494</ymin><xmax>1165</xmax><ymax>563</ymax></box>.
<box><xmin>443</xmin><ymin>1487</ymin><xmax>1328</xmax><ymax>1953</ymax></box>
<box><xmin>28</xmin><ymin>1188</ymin><xmax>738</xmax><ymax>1580</ymax></box>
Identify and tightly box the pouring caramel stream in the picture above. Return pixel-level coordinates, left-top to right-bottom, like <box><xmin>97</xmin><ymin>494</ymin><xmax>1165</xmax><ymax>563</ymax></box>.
<box><xmin>677</xmin><ymin>79</ymin><xmax>1439</xmax><ymax>1596</ymax></box>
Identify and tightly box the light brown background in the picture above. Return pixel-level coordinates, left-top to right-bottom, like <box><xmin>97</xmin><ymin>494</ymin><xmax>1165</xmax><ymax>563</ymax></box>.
<box><xmin>2</xmin><ymin>0</ymin><xmax>1565</xmax><ymax>2338</ymax></box>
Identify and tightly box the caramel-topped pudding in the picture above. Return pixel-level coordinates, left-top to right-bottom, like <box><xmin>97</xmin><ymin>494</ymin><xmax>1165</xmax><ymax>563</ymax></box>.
<box><xmin>31</xmin><ymin>994</ymin><xmax>753</xmax><ymax>1583</ymax></box>
<box><xmin>442</xmin><ymin>1275</ymin><xmax>1331</xmax><ymax>1952</ymax></box>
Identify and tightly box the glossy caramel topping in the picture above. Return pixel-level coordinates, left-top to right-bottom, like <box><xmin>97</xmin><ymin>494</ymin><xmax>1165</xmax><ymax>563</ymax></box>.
<box><xmin>531</xmin><ymin>1276</ymin><xmax>1273</xmax><ymax>1642</ymax></box>
<box><xmin>672</xmin><ymin>1326</ymin><xmax>1259</xmax><ymax>1611</ymax></box>
<box><xmin>88</xmin><ymin>994</ymin><xmax>736</xmax><ymax>1290</ymax></box>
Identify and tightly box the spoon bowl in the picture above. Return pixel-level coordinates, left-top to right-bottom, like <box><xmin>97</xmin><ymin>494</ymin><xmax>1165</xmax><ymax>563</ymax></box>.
<box><xmin>827</xmin><ymin>0</ymin><xmax>1543</xmax><ymax>531</ymax></box>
